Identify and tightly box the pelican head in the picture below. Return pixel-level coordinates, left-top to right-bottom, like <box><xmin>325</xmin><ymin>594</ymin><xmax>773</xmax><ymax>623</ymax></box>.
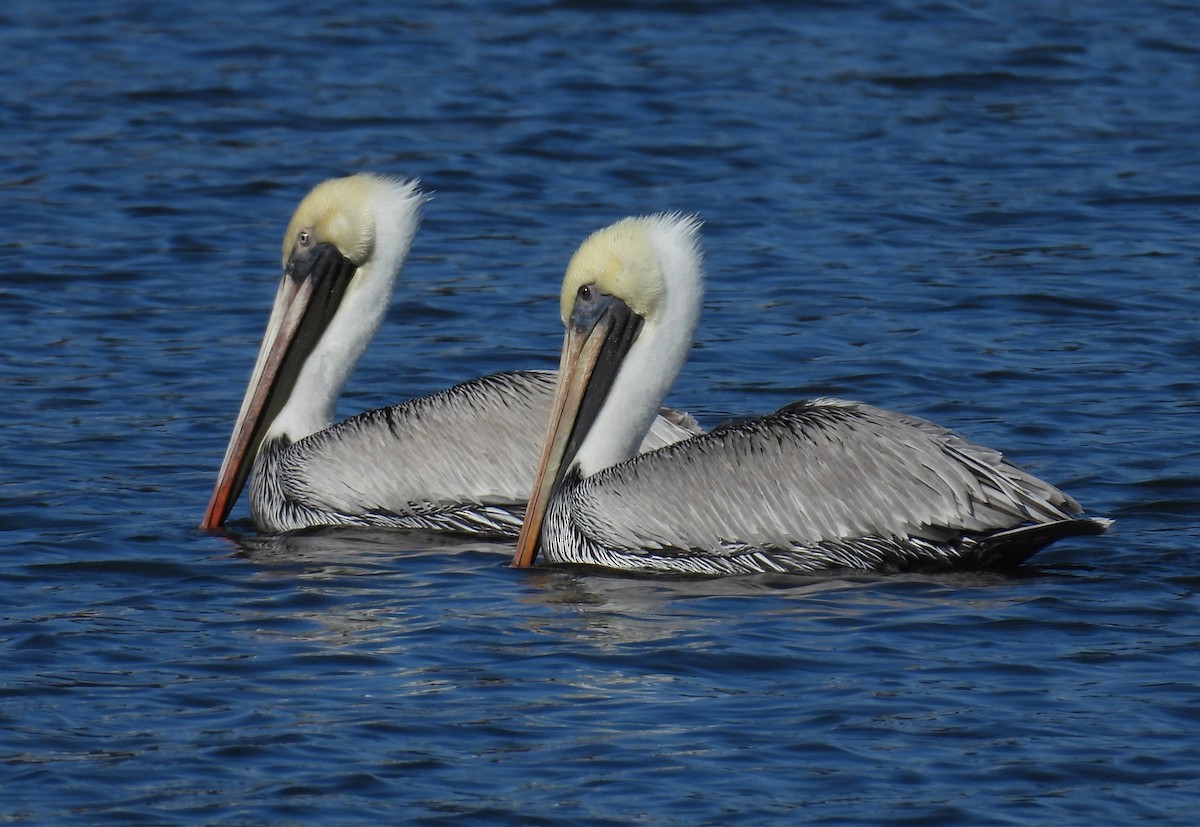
<box><xmin>200</xmin><ymin>174</ymin><xmax>425</xmax><ymax>531</ymax></box>
<box><xmin>512</xmin><ymin>213</ymin><xmax>703</xmax><ymax>566</ymax></box>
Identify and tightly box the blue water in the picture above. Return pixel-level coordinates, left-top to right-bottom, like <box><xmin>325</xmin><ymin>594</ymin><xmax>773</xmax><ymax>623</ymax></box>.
<box><xmin>2</xmin><ymin>0</ymin><xmax>1198</xmax><ymax>823</ymax></box>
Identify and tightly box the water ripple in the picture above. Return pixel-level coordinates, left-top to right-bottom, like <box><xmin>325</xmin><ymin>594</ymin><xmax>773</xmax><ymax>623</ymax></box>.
<box><xmin>1</xmin><ymin>0</ymin><xmax>1197</xmax><ymax>823</ymax></box>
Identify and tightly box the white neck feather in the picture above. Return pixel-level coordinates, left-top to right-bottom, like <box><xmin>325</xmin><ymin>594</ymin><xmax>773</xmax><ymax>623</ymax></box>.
<box><xmin>269</xmin><ymin>179</ymin><xmax>423</xmax><ymax>443</ymax></box>
<box><xmin>573</xmin><ymin>214</ymin><xmax>703</xmax><ymax>477</ymax></box>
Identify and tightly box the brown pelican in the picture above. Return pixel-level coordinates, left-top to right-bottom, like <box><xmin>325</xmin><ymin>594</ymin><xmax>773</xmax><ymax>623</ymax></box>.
<box><xmin>511</xmin><ymin>214</ymin><xmax>1109</xmax><ymax>575</ymax></box>
<box><xmin>200</xmin><ymin>175</ymin><xmax>699</xmax><ymax>535</ymax></box>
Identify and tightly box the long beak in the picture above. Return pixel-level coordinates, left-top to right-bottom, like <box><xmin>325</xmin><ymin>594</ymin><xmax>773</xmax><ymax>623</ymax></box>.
<box><xmin>200</xmin><ymin>245</ymin><xmax>355</xmax><ymax>531</ymax></box>
<box><xmin>511</xmin><ymin>296</ymin><xmax>641</xmax><ymax>567</ymax></box>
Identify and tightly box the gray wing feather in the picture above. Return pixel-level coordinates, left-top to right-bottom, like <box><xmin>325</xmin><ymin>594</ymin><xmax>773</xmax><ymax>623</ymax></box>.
<box><xmin>280</xmin><ymin>370</ymin><xmax>700</xmax><ymax>518</ymax></box>
<box><xmin>571</xmin><ymin>398</ymin><xmax>1082</xmax><ymax>554</ymax></box>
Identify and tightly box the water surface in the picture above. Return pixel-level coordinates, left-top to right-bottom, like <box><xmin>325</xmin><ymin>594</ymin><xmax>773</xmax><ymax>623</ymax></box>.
<box><xmin>2</xmin><ymin>1</ymin><xmax>1198</xmax><ymax>823</ymax></box>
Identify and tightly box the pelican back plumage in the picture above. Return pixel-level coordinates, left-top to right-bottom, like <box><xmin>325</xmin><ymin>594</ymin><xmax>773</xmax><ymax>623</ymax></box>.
<box><xmin>539</xmin><ymin>398</ymin><xmax>1109</xmax><ymax>574</ymax></box>
<box><xmin>247</xmin><ymin>370</ymin><xmax>699</xmax><ymax>535</ymax></box>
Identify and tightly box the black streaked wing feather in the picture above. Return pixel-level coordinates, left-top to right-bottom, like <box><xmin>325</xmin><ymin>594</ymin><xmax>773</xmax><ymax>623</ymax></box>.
<box><xmin>570</xmin><ymin>398</ymin><xmax>1082</xmax><ymax>554</ymax></box>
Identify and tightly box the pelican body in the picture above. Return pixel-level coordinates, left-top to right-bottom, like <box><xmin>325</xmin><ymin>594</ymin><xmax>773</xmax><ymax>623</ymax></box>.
<box><xmin>512</xmin><ymin>214</ymin><xmax>1109</xmax><ymax>575</ymax></box>
<box><xmin>200</xmin><ymin>175</ymin><xmax>698</xmax><ymax>535</ymax></box>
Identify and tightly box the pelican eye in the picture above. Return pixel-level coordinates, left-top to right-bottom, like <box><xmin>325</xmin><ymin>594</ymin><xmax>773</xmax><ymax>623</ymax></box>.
<box><xmin>570</xmin><ymin>282</ymin><xmax>612</xmax><ymax>330</ymax></box>
<box><xmin>297</xmin><ymin>229</ymin><xmax>311</xmax><ymax>246</ymax></box>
